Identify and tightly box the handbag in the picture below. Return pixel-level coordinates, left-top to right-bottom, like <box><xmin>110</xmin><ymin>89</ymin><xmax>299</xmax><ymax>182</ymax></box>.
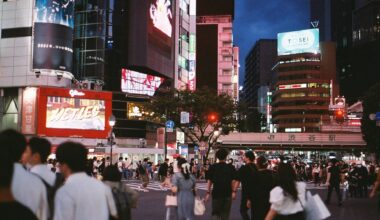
<box><xmin>165</xmin><ymin>194</ymin><xmax>177</xmax><ymax>207</ymax></box>
<box><xmin>194</xmin><ymin>196</ymin><xmax>205</xmax><ymax>216</ymax></box>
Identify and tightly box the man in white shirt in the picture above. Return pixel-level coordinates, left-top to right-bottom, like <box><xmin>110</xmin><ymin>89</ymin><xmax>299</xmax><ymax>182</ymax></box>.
<box><xmin>22</xmin><ymin>137</ymin><xmax>57</xmax><ymax>186</ymax></box>
<box><xmin>0</xmin><ymin>129</ymin><xmax>48</xmax><ymax>220</ymax></box>
<box><xmin>54</xmin><ymin>142</ymin><xmax>117</xmax><ymax>220</ymax></box>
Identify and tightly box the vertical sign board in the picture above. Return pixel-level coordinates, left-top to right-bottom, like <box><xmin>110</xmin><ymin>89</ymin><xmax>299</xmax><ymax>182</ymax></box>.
<box><xmin>157</xmin><ymin>127</ymin><xmax>165</xmax><ymax>148</ymax></box>
<box><xmin>21</xmin><ymin>88</ymin><xmax>38</xmax><ymax>134</ymax></box>
<box><xmin>33</xmin><ymin>0</ymin><xmax>75</xmax><ymax>73</ymax></box>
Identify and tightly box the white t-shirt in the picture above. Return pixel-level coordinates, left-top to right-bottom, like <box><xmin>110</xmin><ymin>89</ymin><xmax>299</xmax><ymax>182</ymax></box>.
<box><xmin>54</xmin><ymin>172</ymin><xmax>117</xmax><ymax>220</ymax></box>
<box><xmin>30</xmin><ymin>164</ymin><xmax>57</xmax><ymax>186</ymax></box>
<box><xmin>269</xmin><ymin>182</ymin><xmax>306</xmax><ymax>215</ymax></box>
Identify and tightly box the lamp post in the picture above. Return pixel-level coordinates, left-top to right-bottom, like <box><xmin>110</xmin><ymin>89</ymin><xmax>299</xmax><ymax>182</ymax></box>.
<box><xmin>109</xmin><ymin>114</ymin><xmax>116</xmax><ymax>165</ymax></box>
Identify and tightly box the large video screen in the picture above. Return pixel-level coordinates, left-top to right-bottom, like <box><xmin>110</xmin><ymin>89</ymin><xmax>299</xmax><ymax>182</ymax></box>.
<box><xmin>121</xmin><ymin>69</ymin><xmax>165</xmax><ymax>96</ymax></box>
<box><xmin>277</xmin><ymin>28</ymin><xmax>319</xmax><ymax>56</ymax></box>
<box><xmin>46</xmin><ymin>96</ymin><xmax>106</xmax><ymax>130</ymax></box>
<box><xmin>33</xmin><ymin>0</ymin><xmax>75</xmax><ymax>72</ymax></box>
<box><xmin>149</xmin><ymin>0</ymin><xmax>173</xmax><ymax>38</ymax></box>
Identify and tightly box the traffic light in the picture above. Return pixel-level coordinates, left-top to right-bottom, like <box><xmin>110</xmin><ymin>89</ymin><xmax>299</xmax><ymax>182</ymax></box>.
<box><xmin>335</xmin><ymin>109</ymin><xmax>345</xmax><ymax>124</ymax></box>
<box><xmin>207</xmin><ymin>113</ymin><xmax>218</xmax><ymax>123</ymax></box>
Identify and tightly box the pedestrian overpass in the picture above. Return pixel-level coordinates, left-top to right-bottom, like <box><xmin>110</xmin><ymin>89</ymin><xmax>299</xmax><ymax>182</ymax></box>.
<box><xmin>217</xmin><ymin>132</ymin><xmax>366</xmax><ymax>150</ymax></box>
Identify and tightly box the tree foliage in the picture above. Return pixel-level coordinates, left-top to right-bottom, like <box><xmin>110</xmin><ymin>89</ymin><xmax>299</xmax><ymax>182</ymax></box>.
<box><xmin>145</xmin><ymin>87</ymin><xmax>237</xmax><ymax>160</ymax></box>
<box><xmin>361</xmin><ymin>82</ymin><xmax>380</xmax><ymax>159</ymax></box>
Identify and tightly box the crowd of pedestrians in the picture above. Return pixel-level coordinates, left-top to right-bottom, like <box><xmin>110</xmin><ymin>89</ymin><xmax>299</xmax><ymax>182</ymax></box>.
<box><xmin>1</xmin><ymin>128</ymin><xmax>380</xmax><ymax>220</ymax></box>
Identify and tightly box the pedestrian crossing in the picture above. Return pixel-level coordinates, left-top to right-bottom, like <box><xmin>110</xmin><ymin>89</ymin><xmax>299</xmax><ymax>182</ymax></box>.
<box><xmin>124</xmin><ymin>180</ymin><xmax>330</xmax><ymax>192</ymax></box>
<box><xmin>124</xmin><ymin>180</ymin><xmax>209</xmax><ymax>192</ymax></box>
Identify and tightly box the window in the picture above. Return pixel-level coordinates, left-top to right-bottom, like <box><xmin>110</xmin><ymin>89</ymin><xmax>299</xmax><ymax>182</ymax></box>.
<box><xmin>1</xmin><ymin>27</ymin><xmax>32</xmax><ymax>38</ymax></box>
<box><xmin>222</xmin><ymin>69</ymin><xmax>232</xmax><ymax>75</ymax></box>
<box><xmin>222</xmin><ymin>56</ymin><xmax>233</xmax><ymax>62</ymax></box>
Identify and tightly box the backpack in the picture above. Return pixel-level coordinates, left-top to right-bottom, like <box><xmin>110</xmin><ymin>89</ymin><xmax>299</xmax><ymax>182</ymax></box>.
<box><xmin>111</xmin><ymin>185</ymin><xmax>131</xmax><ymax>220</ymax></box>
<box><xmin>36</xmin><ymin>173</ymin><xmax>65</xmax><ymax>220</ymax></box>
<box><xmin>138</xmin><ymin>164</ymin><xmax>146</xmax><ymax>174</ymax></box>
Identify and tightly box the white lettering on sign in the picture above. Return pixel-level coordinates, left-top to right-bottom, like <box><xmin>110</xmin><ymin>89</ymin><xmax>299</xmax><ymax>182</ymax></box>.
<box><xmin>49</xmin><ymin>106</ymin><xmax>100</xmax><ymax>122</ymax></box>
<box><xmin>69</xmin><ymin>90</ymin><xmax>85</xmax><ymax>97</ymax></box>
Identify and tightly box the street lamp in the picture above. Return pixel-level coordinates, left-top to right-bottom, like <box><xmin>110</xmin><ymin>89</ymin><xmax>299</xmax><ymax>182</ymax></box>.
<box><xmin>109</xmin><ymin>114</ymin><xmax>116</xmax><ymax>165</ymax></box>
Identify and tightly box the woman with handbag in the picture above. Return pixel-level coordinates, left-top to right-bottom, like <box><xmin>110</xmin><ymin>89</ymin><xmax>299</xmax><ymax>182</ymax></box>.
<box><xmin>265</xmin><ymin>163</ymin><xmax>306</xmax><ymax>220</ymax></box>
<box><xmin>171</xmin><ymin>158</ymin><xmax>196</xmax><ymax>220</ymax></box>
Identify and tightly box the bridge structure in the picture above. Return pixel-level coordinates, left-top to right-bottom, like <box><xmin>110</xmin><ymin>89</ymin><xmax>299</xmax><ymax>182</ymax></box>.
<box><xmin>217</xmin><ymin>132</ymin><xmax>366</xmax><ymax>151</ymax></box>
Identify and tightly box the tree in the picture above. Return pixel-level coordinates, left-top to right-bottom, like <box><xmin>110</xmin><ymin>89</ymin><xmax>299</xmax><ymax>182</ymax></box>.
<box><xmin>145</xmin><ymin>87</ymin><xmax>237</xmax><ymax>161</ymax></box>
<box><xmin>361</xmin><ymin>82</ymin><xmax>380</xmax><ymax>160</ymax></box>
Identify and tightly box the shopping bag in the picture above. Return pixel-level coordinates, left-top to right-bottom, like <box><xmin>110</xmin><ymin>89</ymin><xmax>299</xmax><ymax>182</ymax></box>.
<box><xmin>165</xmin><ymin>195</ymin><xmax>177</xmax><ymax>207</ymax></box>
<box><xmin>303</xmin><ymin>191</ymin><xmax>320</xmax><ymax>220</ymax></box>
<box><xmin>194</xmin><ymin>196</ymin><xmax>205</xmax><ymax>216</ymax></box>
<box><xmin>313</xmin><ymin>194</ymin><xmax>331</xmax><ymax>219</ymax></box>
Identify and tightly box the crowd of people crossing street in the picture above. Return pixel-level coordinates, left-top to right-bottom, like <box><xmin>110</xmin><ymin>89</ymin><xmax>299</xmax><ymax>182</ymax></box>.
<box><xmin>1</xmin><ymin>128</ymin><xmax>380</xmax><ymax>220</ymax></box>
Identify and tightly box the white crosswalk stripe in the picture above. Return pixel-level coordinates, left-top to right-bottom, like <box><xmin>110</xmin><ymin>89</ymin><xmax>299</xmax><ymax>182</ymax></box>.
<box><xmin>124</xmin><ymin>180</ymin><xmax>209</xmax><ymax>192</ymax></box>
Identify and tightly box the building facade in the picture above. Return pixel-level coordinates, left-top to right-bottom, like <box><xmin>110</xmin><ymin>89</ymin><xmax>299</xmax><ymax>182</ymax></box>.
<box><xmin>243</xmin><ymin>39</ymin><xmax>277</xmax><ymax>113</ymax></box>
<box><xmin>273</xmin><ymin>29</ymin><xmax>338</xmax><ymax>132</ymax></box>
<box><xmin>196</xmin><ymin>0</ymin><xmax>239</xmax><ymax>101</ymax></box>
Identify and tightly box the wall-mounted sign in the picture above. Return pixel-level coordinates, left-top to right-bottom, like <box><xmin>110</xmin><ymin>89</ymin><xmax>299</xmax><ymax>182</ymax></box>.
<box><xmin>121</xmin><ymin>69</ymin><xmax>165</xmax><ymax>96</ymax></box>
<box><xmin>277</xmin><ymin>28</ymin><xmax>320</xmax><ymax>56</ymax></box>
<box><xmin>278</xmin><ymin>83</ymin><xmax>307</xmax><ymax>90</ymax></box>
<box><xmin>21</xmin><ymin>88</ymin><xmax>38</xmax><ymax>134</ymax></box>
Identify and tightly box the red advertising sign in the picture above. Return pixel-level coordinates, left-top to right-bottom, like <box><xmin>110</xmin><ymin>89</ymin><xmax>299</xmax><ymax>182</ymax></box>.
<box><xmin>21</xmin><ymin>87</ymin><xmax>38</xmax><ymax>134</ymax></box>
<box><xmin>37</xmin><ymin>87</ymin><xmax>112</xmax><ymax>139</ymax></box>
<box><xmin>121</xmin><ymin>69</ymin><xmax>165</xmax><ymax>96</ymax></box>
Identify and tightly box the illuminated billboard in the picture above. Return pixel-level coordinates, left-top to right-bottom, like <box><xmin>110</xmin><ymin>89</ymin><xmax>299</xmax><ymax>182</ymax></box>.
<box><xmin>37</xmin><ymin>87</ymin><xmax>112</xmax><ymax>139</ymax></box>
<box><xmin>46</xmin><ymin>97</ymin><xmax>106</xmax><ymax>130</ymax></box>
<box><xmin>126</xmin><ymin>0</ymin><xmax>176</xmax><ymax>79</ymax></box>
<box><xmin>149</xmin><ymin>0</ymin><xmax>173</xmax><ymax>37</ymax></box>
<box><xmin>277</xmin><ymin>28</ymin><xmax>319</xmax><ymax>56</ymax></box>
<box><xmin>33</xmin><ymin>0</ymin><xmax>75</xmax><ymax>72</ymax></box>
<box><xmin>121</xmin><ymin>69</ymin><xmax>165</xmax><ymax>96</ymax></box>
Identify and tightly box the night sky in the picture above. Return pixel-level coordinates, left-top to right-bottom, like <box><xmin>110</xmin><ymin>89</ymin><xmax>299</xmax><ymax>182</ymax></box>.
<box><xmin>234</xmin><ymin>0</ymin><xmax>310</xmax><ymax>85</ymax></box>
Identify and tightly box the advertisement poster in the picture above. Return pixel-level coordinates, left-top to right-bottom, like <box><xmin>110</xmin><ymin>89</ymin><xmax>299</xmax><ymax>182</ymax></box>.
<box><xmin>277</xmin><ymin>28</ymin><xmax>319</xmax><ymax>56</ymax></box>
<box><xmin>46</xmin><ymin>96</ymin><xmax>106</xmax><ymax>130</ymax></box>
<box><xmin>33</xmin><ymin>0</ymin><xmax>75</xmax><ymax>72</ymax></box>
<box><xmin>148</xmin><ymin>0</ymin><xmax>174</xmax><ymax>58</ymax></box>
<box><xmin>121</xmin><ymin>69</ymin><xmax>165</xmax><ymax>96</ymax></box>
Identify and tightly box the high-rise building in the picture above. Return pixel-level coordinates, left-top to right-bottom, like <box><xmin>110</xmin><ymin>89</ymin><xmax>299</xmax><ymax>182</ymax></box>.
<box><xmin>175</xmin><ymin>0</ymin><xmax>197</xmax><ymax>91</ymax></box>
<box><xmin>243</xmin><ymin>39</ymin><xmax>277</xmax><ymax>114</ymax></box>
<box><xmin>196</xmin><ymin>0</ymin><xmax>239</xmax><ymax>100</ymax></box>
<box><xmin>272</xmin><ymin>29</ymin><xmax>338</xmax><ymax>133</ymax></box>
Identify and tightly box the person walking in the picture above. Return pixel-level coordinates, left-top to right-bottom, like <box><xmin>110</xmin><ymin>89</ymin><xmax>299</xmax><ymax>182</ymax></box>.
<box><xmin>325</xmin><ymin>159</ymin><xmax>343</xmax><ymax>206</ymax></box>
<box><xmin>0</xmin><ymin>129</ymin><xmax>48</xmax><ymax>220</ymax></box>
<box><xmin>103</xmin><ymin>165</ymin><xmax>139</xmax><ymax>220</ymax></box>
<box><xmin>138</xmin><ymin>158</ymin><xmax>150</xmax><ymax>192</ymax></box>
<box><xmin>53</xmin><ymin>142</ymin><xmax>117</xmax><ymax>220</ymax></box>
<box><xmin>171</xmin><ymin>158</ymin><xmax>197</xmax><ymax>220</ymax></box>
<box><xmin>21</xmin><ymin>137</ymin><xmax>64</xmax><ymax>220</ymax></box>
<box><xmin>205</xmin><ymin>149</ymin><xmax>236</xmax><ymax>220</ymax></box>
<box><xmin>247</xmin><ymin>156</ymin><xmax>275</xmax><ymax>220</ymax></box>
<box><xmin>265</xmin><ymin>163</ymin><xmax>306</xmax><ymax>220</ymax></box>
<box><xmin>233</xmin><ymin>151</ymin><xmax>257</xmax><ymax>220</ymax></box>
<box><xmin>159</xmin><ymin>159</ymin><xmax>169</xmax><ymax>190</ymax></box>
<box><xmin>0</xmin><ymin>153</ymin><xmax>38</xmax><ymax>220</ymax></box>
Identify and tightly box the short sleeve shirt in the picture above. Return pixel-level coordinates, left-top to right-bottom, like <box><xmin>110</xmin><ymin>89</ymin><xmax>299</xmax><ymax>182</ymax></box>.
<box><xmin>208</xmin><ymin>162</ymin><xmax>236</xmax><ymax>199</ymax></box>
<box><xmin>236</xmin><ymin>163</ymin><xmax>257</xmax><ymax>194</ymax></box>
<box><xmin>328</xmin><ymin>166</ymin><xmax>341</xmax><ymax>184</ymax></box>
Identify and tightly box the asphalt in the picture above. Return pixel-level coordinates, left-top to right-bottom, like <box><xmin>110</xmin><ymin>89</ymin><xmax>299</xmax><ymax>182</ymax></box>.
<box><xmin>128</xmin><ymin>181</ymin><xmax>380</xmax><ymax>220</ymax></box>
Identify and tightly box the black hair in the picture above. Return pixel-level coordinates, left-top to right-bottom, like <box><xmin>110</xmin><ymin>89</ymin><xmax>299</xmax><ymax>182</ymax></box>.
<box><xmin>0</xmin><ymin>151</ymin><xmax>13</xmax><ymax>187</ymax></box>
<box><xmin>143</xmin><ymin>158</ymin><xmax>148</xmax><ymax>162</ymax></box>
<box><xmin>244</xmin><ymin>151</ymin><xmax>255</xmax><ymax>161</ymax></box>
<box><xmin>28</xmin><ymin>137</ymin><xmax>51</xmax><ymax>163</ymax></box>
<box><xmin>56</xmin><ymin>142</ymin><xmax>88</xmax><ymax>173</ymax></box>
<box><xmin>216</xmin><ymin>149</ymin><xmax>229</xmax><ymax>161</ymax></box>
<box><xmin>0</xmin><ymin>129</ymin><xmax>27</xmax><ymax>162</ymax></box>
<box><xmin>256</xmin><ymin>156</ymin><xmax>268</xmax><ymax>169</ymax></box>
<box><xmin>103</xmin><ymin>165</ymin><xmax>122</xmax><ymax>182</ymax></box>
<box><xmin>177</xmin><ymin>158</ymin><xmax>190</xmax><ymax>180</ymax></box>
<box><xmin>119</xmin><ymin>157</ymin><xmax>123</xmax><ymax>160</ymax></box>
<box><xmin>277</xmin><ymin>163</ymin><xmax>298</xmax><ymax>201</ymax></box>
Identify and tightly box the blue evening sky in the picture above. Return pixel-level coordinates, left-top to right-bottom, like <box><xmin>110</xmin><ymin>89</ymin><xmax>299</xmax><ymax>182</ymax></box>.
<box><xmin>234</xmin><ymin>0</ymin><xmax>310</xmax><ymax>85</ymax></box>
